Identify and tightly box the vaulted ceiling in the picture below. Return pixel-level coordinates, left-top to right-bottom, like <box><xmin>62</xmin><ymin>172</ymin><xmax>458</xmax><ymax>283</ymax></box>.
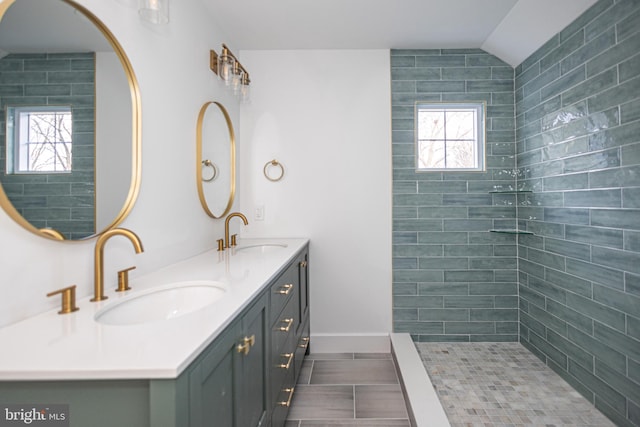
<box><xmin>202</xmin><ymin>0</ymin><xmax>598</xmax><ymax>67</ymax></box>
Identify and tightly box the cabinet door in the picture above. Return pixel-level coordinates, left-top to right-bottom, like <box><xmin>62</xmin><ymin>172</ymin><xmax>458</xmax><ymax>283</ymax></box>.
<box><xmin>189</xmin><ymin>321</ymin><xmax>242</xmax><ymax>427</ymax></box>
<box><xmin>296</xmin><ymin>249</ymin><xmax>310</xmax><ymax>337</ymax></box>
<box><xmin>238</xmin><ymin>294</ymin><xmax>269</xmax><ymax>427</ymax></box>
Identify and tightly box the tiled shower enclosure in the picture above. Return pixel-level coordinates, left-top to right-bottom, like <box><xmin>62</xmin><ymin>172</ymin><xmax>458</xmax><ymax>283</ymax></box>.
<box><xmin>392</xmin><ymin>0</ymin><xmax>640</xmax><ymax>425</ymax></box>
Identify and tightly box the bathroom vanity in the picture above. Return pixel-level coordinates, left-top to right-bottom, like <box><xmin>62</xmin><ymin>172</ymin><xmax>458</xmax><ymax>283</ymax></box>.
<box><xmin>0</xmin><ymin>238</ymin><xmax>310</xmax><ymax>427</ymax></box>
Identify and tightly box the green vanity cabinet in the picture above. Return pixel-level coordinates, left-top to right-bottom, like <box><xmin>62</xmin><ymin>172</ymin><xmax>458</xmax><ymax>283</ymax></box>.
<box><xmin>0</xmin><ymin>244</ymin><xmax>309</xmax><ymax>427</ymax></box>
<box><xmin>268</xmin><ymin>248</ymin><xmax>311</xmax><ymax>427</ymax></box>
<box><xmin>189</xmin><ymin>293</ymin><xmax>269</xmax><ymax>427</ymax></box>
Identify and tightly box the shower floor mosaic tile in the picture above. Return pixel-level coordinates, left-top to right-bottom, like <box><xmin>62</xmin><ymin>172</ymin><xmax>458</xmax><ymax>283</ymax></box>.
<box><xmin>416</xmin><ymin>342</ymin><xmax>615</xmax><ymax>427</ymax></box>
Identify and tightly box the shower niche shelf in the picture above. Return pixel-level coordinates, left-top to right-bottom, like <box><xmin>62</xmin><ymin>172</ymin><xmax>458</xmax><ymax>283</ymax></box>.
<box><xmin>489</xmin><ymin>189</ymin><xmax>535</xmax><ymax>235</ymax></box>
<box><xmin>489</xmin><ymin>229</ymin><xmax>534</xmax><ymax>235</ymax></box>
<box><xmin>489</xmin><ymin>190</ymin><xmax>532</xmax><ymax>194</ymax></box>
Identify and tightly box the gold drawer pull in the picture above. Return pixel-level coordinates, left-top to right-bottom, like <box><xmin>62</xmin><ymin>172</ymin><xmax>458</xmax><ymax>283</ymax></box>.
<box><xmin>299</xmin><ymin>261</ymin><xmax>308</xmax><ymax>268</ymax></box>
<box><xmin>277</xmin><ymin>353</ymin><xmax>294</xmax><ymax>370</ymax></box>
<box><xmin>236</xmin><ymin>335</ymin><xmax>255</xmax><ymax>355</ymax></box>
<box><xmin>276</xmin><ymin>283</ymin><xmax>293</xmax><ymax>295</ymax></box>
<box><xmin>298</xmin><ymin>336</ymin><xmax>310</xmax><ymax>349</ymax></box>
<box><xmin>277</xmin><ymin>318</ymin><xmax>294</xmax><ymax>332</ymax></box>
<box><xmin>278</xmin><ymin>387</ymin><xmax>295</xmax><ymax>407</ymax></box>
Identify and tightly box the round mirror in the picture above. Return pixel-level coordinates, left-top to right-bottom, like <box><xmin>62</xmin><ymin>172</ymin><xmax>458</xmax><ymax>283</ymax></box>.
<box><xmin>196</xmin><ymin>101</ymin><xmax>235</xmax><ymax>219</ymax></box>
<box><xmin>0</xmin><ymin>0</ymin><xmax>141</xmax><ymax>240</ymax></box>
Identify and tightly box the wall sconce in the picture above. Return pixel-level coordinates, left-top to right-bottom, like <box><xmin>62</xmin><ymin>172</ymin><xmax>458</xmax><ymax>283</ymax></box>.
<box><xmin>210</xmin><ymin>44</ymin><xmax>250</xmax><ymax>102</ymax></box>
<box><xmin>139</xmin><ymin>0</ymin><xmax>169</xmax><ymax>24</ymax></box>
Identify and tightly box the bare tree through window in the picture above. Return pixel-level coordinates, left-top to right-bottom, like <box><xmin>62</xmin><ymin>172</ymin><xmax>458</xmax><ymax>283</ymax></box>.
<box><xmin>416</xmin><ymin>103</ymin><xmax>484</xmax><ymax>171</ymax></box>
<box><xmin>12</xmin><ymin>107</ymin><xmax>73</xmax><ymax>173</ymax></box>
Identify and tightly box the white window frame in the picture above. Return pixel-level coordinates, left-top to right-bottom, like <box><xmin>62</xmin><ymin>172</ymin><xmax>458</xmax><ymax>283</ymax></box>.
<box><xmin>6</xmin><ymin>105</ymin><xmax>73</xmax><ymax>174</ymax></box>
<box><xmin>415</xmin><ymin>102</ymin><xmax>485</xmax><ymax>172</ymax></box>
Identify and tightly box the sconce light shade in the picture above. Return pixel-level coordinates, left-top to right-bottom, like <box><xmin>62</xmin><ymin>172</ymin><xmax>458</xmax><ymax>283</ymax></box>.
<box><xmin>139</xmin><ymin>0</ymin><xmax>169</xmax><ymax>24</ymax></box>
<box><xmin>210</xmin><ymin>45</ymin><xmax>251</xmax><ymax>102</ymax></box>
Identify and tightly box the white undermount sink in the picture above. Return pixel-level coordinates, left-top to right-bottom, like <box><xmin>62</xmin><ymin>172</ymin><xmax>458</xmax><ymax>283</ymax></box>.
<box><xmin>94</xmin><ymin>281</ymin><xmax>227</xmax><ymax>326</ymax></box>
<box><xmin>234</xmin><ymin>243</ymin><xmax>288</xmax><ymax>254</ymax></box>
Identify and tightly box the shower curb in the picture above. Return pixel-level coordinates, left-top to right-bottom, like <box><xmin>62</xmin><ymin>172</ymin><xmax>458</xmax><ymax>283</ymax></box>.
<box><xmin>390</xmin><ymin>333</ymin><xmax>451</xmax><ymax>427</ymax></box>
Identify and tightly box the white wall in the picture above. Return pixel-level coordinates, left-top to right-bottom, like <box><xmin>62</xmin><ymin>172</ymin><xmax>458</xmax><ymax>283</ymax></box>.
<box><xmin>0</xmin><ymin>0</ymin><xmax>240</xmax><ymax>327</ymax></box>
<box><xmin>238</xmin><ymin>50</ymin><xmax>393</xmax><ymax>349</ymax></box>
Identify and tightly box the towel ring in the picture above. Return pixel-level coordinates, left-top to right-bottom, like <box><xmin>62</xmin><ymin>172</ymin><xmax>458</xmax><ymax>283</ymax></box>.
<box><xmin>202</xmin><ymin>159</ymin><xmax>218</xmax><ymax>182</ymax></box>
<box><xmin>263</xmin><ymin>159</ymin><xmax>285</xmax><ymax>182</ymax></box>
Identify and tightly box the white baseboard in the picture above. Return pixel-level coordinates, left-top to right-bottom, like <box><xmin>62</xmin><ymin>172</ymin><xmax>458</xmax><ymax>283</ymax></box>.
<box><xmin>309</xmin><ymin>333</ymin><xmax>391</xmax><ymax>353</ymax></box>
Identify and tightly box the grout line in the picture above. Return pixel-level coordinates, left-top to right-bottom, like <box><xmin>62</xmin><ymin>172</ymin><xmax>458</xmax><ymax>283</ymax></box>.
<box><xmin>306</xmin><ymin>359</ymin><xmax>314</xmax><ymax>384</ymax></box>
<box><xmin>352</xmin><ymin>384</ymin><xmax>356</xmax><ymax>419</ymax></box>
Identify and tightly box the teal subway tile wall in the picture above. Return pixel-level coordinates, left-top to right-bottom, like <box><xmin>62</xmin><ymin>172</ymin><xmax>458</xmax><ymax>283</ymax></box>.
<box><xmin>0</xmin><ymin>53</ymin><xmax>95</xmax><ymax>239</ymax></box>
<box><xmin>392</xmin><ymin>1</ymin><xmax>640</xmax><ymax>425</ymax></box>
<box><xmin>391</xmin><ymin>48</ymin><xmax>519</xmax><ymax>343</ymax></box>
<box><xmin>516</xmin><ymin>0</ymin><xmax>640</xmax><ymax>425</ymax></box>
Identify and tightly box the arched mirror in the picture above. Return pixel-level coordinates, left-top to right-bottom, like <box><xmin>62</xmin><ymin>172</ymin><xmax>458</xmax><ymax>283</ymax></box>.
<box><xmin>196</xmin><ymin>101</ymin><xmax>235</xmax><ymax>219</ymax></box>
<box><xmin>0</xmin><ymin>0</ymin><xmax>141</xmax><ymax>240</ymax></box>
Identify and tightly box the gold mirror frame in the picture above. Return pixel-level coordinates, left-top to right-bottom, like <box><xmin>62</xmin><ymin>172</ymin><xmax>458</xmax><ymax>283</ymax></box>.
<box><xmin>196</xmin><ymin>101</ymin><xmax>235</xmax><ymax>219</ymax></box>
<box><xmin>0</xmin><ymin>0</ymin><xmax>141</xmax><ymax>241</ymax></box>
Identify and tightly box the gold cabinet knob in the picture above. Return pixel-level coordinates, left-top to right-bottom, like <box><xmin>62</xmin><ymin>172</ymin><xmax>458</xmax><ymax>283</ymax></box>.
<box><xmin>46</xmin><ymin>285</ymin><xmax>79</xmax><ymax>315</ymax></box>
<box><xmin>117</xmin><ymin>266</ymin><xmax>136</xmax><ymax>292</ymax></box>
<box><xmin>236</xmin><ymin>335</ymin><xmax>256</xmax><ymax>356</ymax></box>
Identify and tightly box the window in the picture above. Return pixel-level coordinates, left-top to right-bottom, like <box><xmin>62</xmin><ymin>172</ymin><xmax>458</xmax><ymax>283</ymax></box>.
<box><xmin>416</xmin><ymin>102</ymin><xmax>485</xmax><ymax>171</ymax></box>
<box><xmin>6</xmin><ymin>106</ymin><xmax>73</xmax><ymax>173</ymax></box>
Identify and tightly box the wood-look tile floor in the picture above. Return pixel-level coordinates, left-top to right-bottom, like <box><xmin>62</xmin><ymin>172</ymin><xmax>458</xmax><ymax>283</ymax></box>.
<box><xmin>285</xmin><ymin>353</ymin><xmax>411</xmax><ymax>427</ymax></box>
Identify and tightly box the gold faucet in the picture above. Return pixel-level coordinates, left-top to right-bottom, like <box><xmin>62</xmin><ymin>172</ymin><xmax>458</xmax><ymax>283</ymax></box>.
<box><xmin>91</xmin><ymin>228</ymin><xmax>144</xmax><ymax>302</ymax></box>
<box><xmin>224</xmin><ymin>212</ymin><xmax>248</xmax><ymax>249</ymax></box>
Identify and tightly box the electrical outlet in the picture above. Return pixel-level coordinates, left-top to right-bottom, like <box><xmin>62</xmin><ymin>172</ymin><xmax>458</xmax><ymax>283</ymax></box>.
<box><xmin>255</xmin><ymin>204</ymin><xmax>265</xmax><ymax>221</ymax></box>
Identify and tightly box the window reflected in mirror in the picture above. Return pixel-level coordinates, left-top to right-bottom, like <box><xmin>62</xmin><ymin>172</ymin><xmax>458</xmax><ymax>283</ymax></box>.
<box><xmin>7</xmin><ymin>106</ymin><xmax>73</xmax><ymax>173</ymax></box>
<box><xmin>0</xmin><ymin>0</ymin><xmax>141</xmax><ymax>241</ymax></box>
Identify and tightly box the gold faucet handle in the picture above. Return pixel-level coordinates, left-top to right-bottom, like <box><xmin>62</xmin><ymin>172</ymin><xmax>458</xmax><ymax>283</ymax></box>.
<box><xmin>47</xmin><ymin>285</ymin><xmax>79</xmax><ymax>315</ymax></box>
<box><xmin>217</xmin><ymin>238</ymin><xmax>225</xmax><ymax>251</ymax></box>
<box><xmin>117</xmin><ymin>266</ymin><xmax>136</xmax><ymax>292</ymax></box>
<box><xmin>230</xmin><ymin>234</ymin><xmax>238</xmax><ymax>247</ymax></box>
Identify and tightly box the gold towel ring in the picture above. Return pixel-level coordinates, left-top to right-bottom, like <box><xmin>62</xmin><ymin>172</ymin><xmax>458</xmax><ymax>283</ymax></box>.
<box><xmin>202</xmin><ymin>159</ymin><xmax>218</xmax><ymax>182</ymax></box>
<box><xmin>263</xmin><ymin>159</ymin><xmax>284</xmax><ymax>182</ymax></box>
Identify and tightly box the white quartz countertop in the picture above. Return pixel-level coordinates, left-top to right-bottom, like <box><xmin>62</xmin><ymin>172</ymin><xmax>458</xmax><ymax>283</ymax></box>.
<box><xmin>0</xmin><ymin>238</ymin><xmax>309</xmax><ymax>381</ymax></box>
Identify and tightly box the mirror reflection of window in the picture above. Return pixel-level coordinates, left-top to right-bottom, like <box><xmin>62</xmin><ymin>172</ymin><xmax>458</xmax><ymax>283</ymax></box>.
<box><xmin>8</xmin><ymin>106</ymin><xmax>73</xmax><ymax>173</ymax></box>
<box><xmin>416</xmin><ymin>102</ymin><xmax>485</xmax><ymax>171</ymax></box>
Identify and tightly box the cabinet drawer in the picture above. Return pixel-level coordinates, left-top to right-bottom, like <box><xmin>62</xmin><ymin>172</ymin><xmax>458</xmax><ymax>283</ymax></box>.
<box><xmin>270</xmin><ymin>331</ymin><xmax>296</xmax><ymax>404</ymax></box>
<box><xmin>269</xmin><ymin>264</ymin><xmax>298</xmax><ymax>324</ymax></box>
<box><xmin>270</xmin><ymin>367</ymin><xmax>296</xmax><ymax>427</ymax></box>
<box><xmin>271</xmin><ymin>292</ymin><xmax>297</xmax><ymax>358</ymax></box>
<box><xmin>294</xmin><ymin>319</ymin><xmax>310</xmax><ymax>379</ymax></box>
